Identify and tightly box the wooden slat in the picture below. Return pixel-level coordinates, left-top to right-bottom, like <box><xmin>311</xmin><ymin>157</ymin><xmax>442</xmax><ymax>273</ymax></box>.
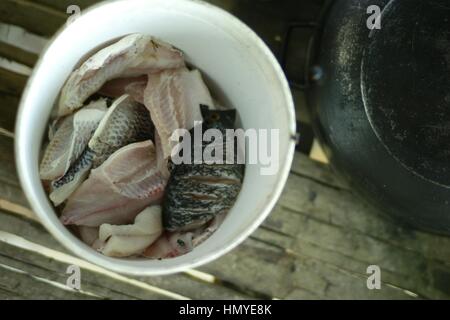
<box><xmin>0</xmin><ymin>209</ymin><xmax>252</xmax><ymax>300</ymax></box>
<box><xmin>0</xmin><ymin>139</ymin><xmax>256</xmax><ymax>299</ymax></box>
<box><xmin>0</xmin><ymin>265</ymin><xmax>97</xmax><ymax>300</ymax></box>
<box><xmin>0</xmin><ymin>137</ymin><xmax>253</xmax><ymax>300</ymax></box>
<box><xmin>0</xmin><ymin>257</ymin><xmax>99</xmax><ymax>300</ymax></box>
<box><xmin>2</xmin><ymin>132</ymin><xmax>450</xmax><ymax>299</ymax></box>
<box><xmin>198</xmin><ymin>152</ymin><xmax>450</xmax><ymax>298</ymax></box>
<box><xmin>0</xmin><ymin>67</ymin><xmax>27</xmax><ymax>96</ymax></box>
<box><xmin>0</xmin><ymin>0</ymin><xmax>66</xmax><ymax>37</ymax></box>
<box><xmin>259</xmin><ymin>206</ymin><xmax>449</xmax><ymax>299</ymax></box>
<box><xmin>201</xmin><ymin>237</ymin><xmax>414</xmax><ymax>299</ymax></box>
<box><xmin>0</xmin><ymin>93</ymin><xmax>19</xmax><ymax>133</ymax></box>
<box><xmin>0</xmin><ymin>41</ymin><xmax>38</xmax><ymax>67</ymax></box>
<box><xmin>280</xmin><ymin>168</ymin><xmax>450</xmax><ymax>266</ymax></box>
<box><xmin>1</xmin><ymin>0</ymin><xmax>448</xmax><ymax>300</ymax></box>
<box><xmin>0</xmin><ymin>234</ymin><xmax>167</xmax><ymax>300</ymax></box>
<box><xmin>0</xmin><ymin>68</ymin><xmax>27</xmax><ymax>132</ymax></box>
<box><xmin>0</xmin><ymin>135</ymin><xmax>21</xmax><ymax>189</ymax></box>
<box><xmin>290</xmin><ymin>149</ymin><xmax>349</xmax><ymax>190</ymax></box>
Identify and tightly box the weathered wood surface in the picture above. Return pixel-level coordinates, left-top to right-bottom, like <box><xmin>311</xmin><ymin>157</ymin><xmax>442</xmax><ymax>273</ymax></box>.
<box><xmin>0</xmin><ymin>0</ymin><xmax>66</xmax><ymax>37</ymax></box>
<box><xmin>1</xmin><ymin>0</ymin><xmax>450</xmax><ymax>300</ymax></box>
<box><xmin>1</xmin><ymin>125</ymin><xmax>450</xmax><ymax>299</ymax></box>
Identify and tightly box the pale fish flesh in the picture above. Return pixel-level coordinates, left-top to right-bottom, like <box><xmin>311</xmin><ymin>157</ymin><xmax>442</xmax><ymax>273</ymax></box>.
<box><xmin>58</xmin><ymin>34</ymin><xmax>185</xmax><ymax>116</ymax></box>
<box><xmin>61</xmin><ymin>140</ymin><xmax>167</xmax><ymax>227</ymax></box>
<box><xmin>143</xmin><ymin>68</ymin><xmax>214</xmax><ymax>159</ymax></box>
<box><xmin>142</xmin><ymin>214</ymin><xmax>225</xmax><ymax>259</ymax></box>
<box><xmin>40</xmin><ymin>99</ymin><xmax>108</xmax><ymax>181</ymax></box>
<box><xmin>99</xmin><ymin>76</ymin><xmax>147</xmax><ymax>104</ymax></box>
<box><xmin>96</xmin><ymin>206</ymin><xmax>163</xmax><ymax>257</ymax></box>
<box><xmin>143</xmin><ymin>232</ymin><xmax>195</xmax><ymax>259</ymax></box>
<box><xmin>48</xmin><ymin>117</ymin><xmax>65</xmax><ymax>141</ymax></box>
<box><xmin>191</xmin><ymin>212</ymin><xmax>227</xmax><ymax>247</ymax></box>
<box><xmin>143</xmin><ymin>213</ymin><xmax>227</xmax><ymax>259</ymax></box>
<box><xmin>155</xmin><ymin>130</ymin><xmax>171</xmax><ymax>180</ymax></box>
<box><xmin>78</xmin><ymin>226</ymin><xmax>99</xmax><ymax>246</ymax></box>
<box><xmin>89</xmin><ymin>94</ymin><xmax>154</xmax><ymax>168</ymax></box>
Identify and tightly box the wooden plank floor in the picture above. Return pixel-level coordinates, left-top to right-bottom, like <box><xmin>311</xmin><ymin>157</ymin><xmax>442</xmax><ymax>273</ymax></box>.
<box><xmin>0</xmin><ymin>0</ymin><xmax>450</xmax><ymax>300</ymax></box>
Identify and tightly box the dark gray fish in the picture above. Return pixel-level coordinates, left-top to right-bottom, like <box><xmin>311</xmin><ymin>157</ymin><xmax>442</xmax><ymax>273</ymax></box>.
<box><xmin>163</xmin><ymin>105</ymin><xmax>245</xmax><ymax>232</ymax></box>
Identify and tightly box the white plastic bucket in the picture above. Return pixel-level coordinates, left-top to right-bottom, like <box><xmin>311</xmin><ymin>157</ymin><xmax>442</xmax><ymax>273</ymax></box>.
<box><xmin>15</xmin><ymin>0</ymin><xmax>296</xmax><ymax>275</ymax></box>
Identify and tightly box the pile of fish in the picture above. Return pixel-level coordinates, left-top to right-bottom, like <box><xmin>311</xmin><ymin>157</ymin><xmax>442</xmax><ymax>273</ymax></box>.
<box><xmin>40</xmin><ymin>34</ymin><xmax>244</xmax><ymax>259</ymax></box>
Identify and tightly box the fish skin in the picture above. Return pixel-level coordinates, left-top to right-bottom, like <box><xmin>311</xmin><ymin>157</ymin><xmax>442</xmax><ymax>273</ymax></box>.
<box><xmin>40</xmin><ymin>115</ymin><xmax>74</xmax><ymax>180</ymax></box>
<box><xmin>48</xmin><ymin>117</ymin><xmax>65</xmax><ymax>141</ymax></box>
<box><xmin>61</xmin><ymin>140</ymin><xmax>167</xmax><ymax>227</ymax></box>
<box><xmin>163</xmin><ymin>106</ymin><xmax>244</xmax><ymax>232</ymax></box>
<box><xmin>40</xmin><ymin>99</ymin><xmax>108</xmax><ymax>181</ymax></box>
<box><xmin>163</xmin><ymin>164</ymin><xmax>242</xmax><ymax>231</ymax></box>
<box><xmin>49</xmin><ymin>148</ymin><xmax>95</xmax><ymax>206</ymax></box>
<box><xmin>143</xmin><ymin>68</ymin><xmax>214</xmax><ymax>160</ymax></box>
<box><xmin>89</xmin><ymin>94</ymin><xmax>154</xmax><ymax>168</ymax></box>
<box><xmin>58</xmin><ymin>34</ymin><xmax>185</xmax><ymax>116</ymax></box>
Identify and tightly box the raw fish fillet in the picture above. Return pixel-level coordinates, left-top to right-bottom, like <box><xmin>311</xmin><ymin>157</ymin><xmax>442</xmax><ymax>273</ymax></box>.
<box><xmin>191</xmin><ymin>212</ymin><xmax>227</xmax><ymax>247</ymax></box>
<box><xmin>78</xmin><ymin>226</ymin><xmax>99</xmax><ymax>246</ymax></box>
<box><xmin>181</xmin><ymin>70</ymin><xmax>215</xmax><ymax>129</ymax></box>
<box><xmin>99</xmin><ymin>76</ymin><xmax>147</xmax><ymax>104</ymax></box>
<box><xmin>40</xmin><ymin>99</ymin><xmax>107</xmax><ymax>180</ymax></box>
<box><xmin>143</xmin><ymin>213</ymin><xmax>226</xmax><ymax>259</ymax></box>
<box><xmin>97</xmin><ymin>206</ymin><xmax>163</xmax><ymax>257</ymax></box>
<box><xmin>155</xmin><ymin>130</ymin><xmax>170</xmax><ymax>180</ymax></box>
<box><xmin>49</xmin><ymin>148</ymin><xmax>94</xmax><ymax>206</ymax></box>
<box><xmin>143</xmin><ymin>68</ymin><xmax>214</xmax><ymax>159</ymax></box>
<box><xmin>48</xmin><ymin>117</ymin><xmax>65</xmax><ymax>141</ymax></box>
<box><xmin>125</xmin><ymin>81</ymin><xmax>147</xmax><ymax>105</ymax></box>
<box><xmin>89</xmin><ymin>94</ymin><xmax>154</xmax><ymax>168</ymax></box>
<box><xmin>61</xmin><ymin>140</ymin><xmax>167</xmax><ymax>227</ymax></box>
<box><xmin>40</xmin><ymin>115</ymin><xmax>73</xmax><ymax>180</ymax></box>
<box><xmin>143</xmin><ymin>232</ymin><xmax>195</xmax><ymax>259</ymax></box>
<box><xmin>58</xmin><ymin>34</ymin><xmax>185</xmax><ymax>116</ymax></box>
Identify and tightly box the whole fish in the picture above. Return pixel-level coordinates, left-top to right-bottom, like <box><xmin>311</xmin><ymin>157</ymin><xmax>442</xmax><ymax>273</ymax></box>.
<box><xmin>89</xmin><ymin>94</ymin><xmax>154</xmax><ymax>168</ymax></box>
<box><xmin>40</xmin><ymin>99</ymin><xmax>107</xmax><ymax>181</ymax></box>
<box><xmin>143</xmin><ymin>68</ymin><xmax>214</xmax><ymax>159</ymax></box>
<box><xmin>61</xmin><ymin>140</ymin><xmax>167</xmax><ymax>227</ymax></box>
<box><xmin>163</xmin><ymin>106</ymin><xmax>244</xmax><ymax>232</ymax></box>
<box><xmin>58</xmin><ymin>33</ymin><xmax>185</xmax><ymax>116</ymax></box>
